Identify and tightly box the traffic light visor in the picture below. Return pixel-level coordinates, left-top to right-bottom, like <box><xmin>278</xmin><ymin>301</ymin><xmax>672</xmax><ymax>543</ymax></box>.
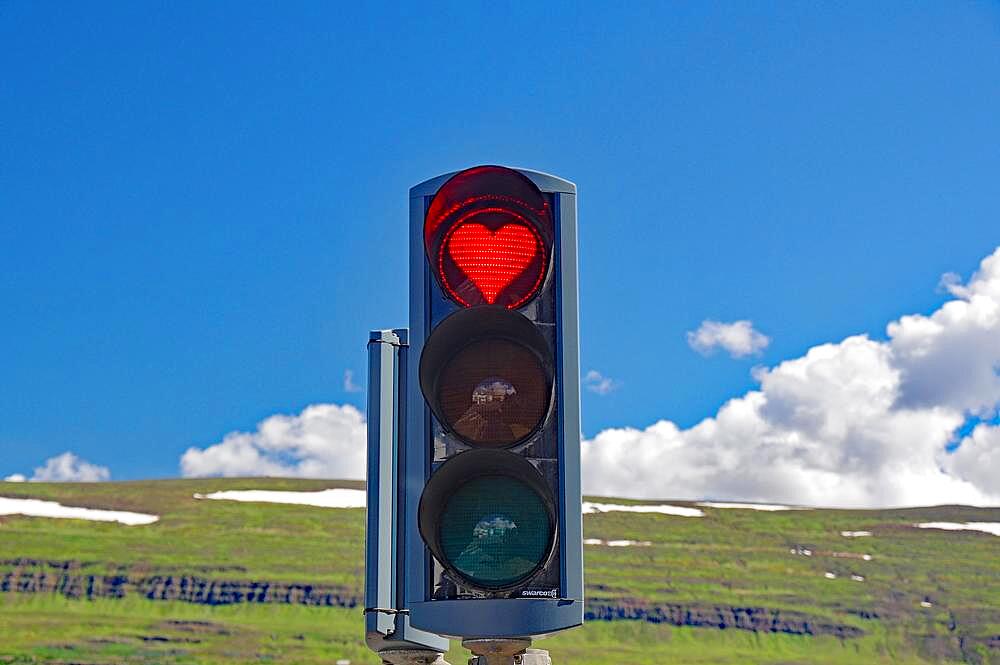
<box><xmin>424</xmin><ymin>166</ymin><xmax>553</xmax><ymax>309</ymax></box>
<box><xmin>419</xmin><ymin>307</ymin><xmax>554</xmax><ymax>447</ymax></box>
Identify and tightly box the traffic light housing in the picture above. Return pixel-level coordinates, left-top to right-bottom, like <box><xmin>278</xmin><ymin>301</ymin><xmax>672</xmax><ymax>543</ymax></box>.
<box><xmin>404</xmin><ymin>166</ymin><xmax>583</xmax><ymax>638</ymax></box>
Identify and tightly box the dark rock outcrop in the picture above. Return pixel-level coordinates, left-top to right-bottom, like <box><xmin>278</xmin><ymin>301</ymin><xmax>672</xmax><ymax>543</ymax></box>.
<box><xmin>584</xmin><ymin>598</ymin><xmax>865</xmax><ymax>639</ymax></box>
<box><xmin>0</xmin><ymin>564</ymin><xmax>360</xmax><ymax>609</ymax></box>
<box><xmin>2</xmin><ymin>559</ymin><xmax>864</xmax><ymax>639</ymax></box>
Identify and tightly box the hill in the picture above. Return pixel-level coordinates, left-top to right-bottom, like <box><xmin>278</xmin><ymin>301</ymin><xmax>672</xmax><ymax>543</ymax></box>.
<box><xmin>1</xmin><ymin>478</ymin><xmax>997</xmax><ymax>664</ymax></box>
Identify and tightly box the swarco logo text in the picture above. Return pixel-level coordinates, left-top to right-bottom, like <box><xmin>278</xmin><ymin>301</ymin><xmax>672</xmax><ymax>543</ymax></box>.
<box><xmin>520</xmin><ymin>589</ymin><xmax>558</xmax><ymax>598</ymax></box>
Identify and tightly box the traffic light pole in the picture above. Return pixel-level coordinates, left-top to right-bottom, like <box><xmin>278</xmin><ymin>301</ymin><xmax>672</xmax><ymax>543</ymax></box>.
<box><xmin>365</xmin><ymin>329</ymin><xmax>450</xmax><ymax>664</ymax></box>
<box><xmin>464</xmin><ymin>639</ymin><xmax>551</xmax><ymax>665</ymax></box>
<box><xmin>377</xmin><ymin>649</ymin><xmax>450</xmax><ymax>665</ymax></box>
<box><xmin>379</xmin><ymin>640</ymin><xmax>551</xmax><ymax>665</ymax></box>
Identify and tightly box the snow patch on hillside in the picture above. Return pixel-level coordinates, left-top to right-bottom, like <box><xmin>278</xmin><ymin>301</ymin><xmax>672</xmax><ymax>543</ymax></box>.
<box><xmin>194</xmin><ymin>491</ymin><xmax>705</xmax><ymax>517</ymax></box>
<box><xmin>582</xmin><ymin>501</ymin><xmax>704</xmax><ymax>517</ymax></box>
<box><xmin>0</xmin><ymin>497</ymin><xmax>158</xmax><ymax>525</ymax></box>
<box><xmin>584</xmin><ymin>538</ymin><xmax>653</xmax><ymax>547</ymax></box>
<box><xmin>914</xmin><ymin>522</ymin><xmax>1000</xmax><ymax>536</ymax></box>
<box><xmin>193</xmin><ymin>488</ymin><xmax>366</xmax><ymax>508</ymax></box>
<box><xmin>698</xmin><ymin>502</ymin><xmax>797</xmax><ymax>511</ymax></box>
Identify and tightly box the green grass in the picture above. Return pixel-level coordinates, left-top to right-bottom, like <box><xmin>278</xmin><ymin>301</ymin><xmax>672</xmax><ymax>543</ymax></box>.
<box><xmin>1</xmin><ymin>478</ymin><xmax>997</xmax><ymax>664</ymax></box>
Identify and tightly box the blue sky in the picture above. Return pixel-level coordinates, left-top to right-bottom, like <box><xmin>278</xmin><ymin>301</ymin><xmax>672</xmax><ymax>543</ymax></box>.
<box><xmin>2</xmin><ymin>3</ymin><xmax>999</xmax><ymax>503</ymax></box>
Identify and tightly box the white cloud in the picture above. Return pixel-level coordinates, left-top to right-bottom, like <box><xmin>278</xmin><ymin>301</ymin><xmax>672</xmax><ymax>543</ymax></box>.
<box><xmin>172</xmin><ymin>250</ymin><xmax>1000</xmax><ymax>508</ymax></box>
<box><xmin>688</xmin><ymin>320</ymin><xmax>770</xmax><ymax>358</ymax></box>
<box><xmin>938</xmin><ymin>271</ymin><xmax>969</xmax><ymax>298</ymax></box>
<box><xmin>180</xmin><ymin>403</ymin><xmax>367</xmax><ymax>479</ymax></box>
<box><xmin>343</xmin><ymin>369</ymin><xmax>362</xmax><ymax>393</ymax></box>
<box><xmin>943</xmin><ymin>423</ymin><xmax>1000</xmax><ymax>497</ymax></box>
<box><xmin>584</xmin><ymin>247</ymin><xmax>1000</xmax><ymax>508</ymax></box>
<box><xmin>16</xmin><ymin>452</ymin><xmax>111</xmax><ymax>482</ymax></box>
<box><xmin>584</xmin><ymin>370</ymin><xmax>621</xmax><ymax>395</ymax></box>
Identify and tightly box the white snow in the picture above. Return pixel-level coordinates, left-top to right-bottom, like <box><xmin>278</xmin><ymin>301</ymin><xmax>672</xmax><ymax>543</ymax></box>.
<box><xmin>840</xmin><ymin>530</ymin><xmax>872</xmax><ymax>538</ymax></box>
<box><xmin>913</xmin><ymin>522</ymin><xmax>1000</xmax><ymax>537</ymax></box>
<box><xmin>193</xmin><ymin>488</ymin><xmax>366</xmax><ymax>509</ymax></box>
<box><xmin>0</xmin><ymin>497</ymin><xmax>158</xmax><ymax>526</ymax></box>
<box><xmin>582</xmin><ymin>502</ymin><xmax>704</xmax><ymax>517</ymax></box>
<box><xmin>193</xmin><ymin>492</ymin><xmax>705</xmax><ymax>516</ymax></box>
<box><xmin>697</xmin><ymin>502</ymin><xmax>796</xmax><ymax>511</ymax></box>
<box><xmin>584</xmin><ymin>538</ymin><xmax>652</xmax><ymax>547</ymax></box>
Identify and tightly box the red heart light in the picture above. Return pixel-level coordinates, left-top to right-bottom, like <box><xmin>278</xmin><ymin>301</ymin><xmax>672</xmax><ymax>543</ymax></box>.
<box><xmin>446</xmin><ymin>222</ymin><xmax>541</xmax><ymax>305</ymax></box>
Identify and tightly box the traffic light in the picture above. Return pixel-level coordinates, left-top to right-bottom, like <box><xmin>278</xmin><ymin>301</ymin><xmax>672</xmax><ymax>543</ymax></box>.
<box><xmin>403</xmin><ymin>166</ymin><xmax>583</xmax><ymax>638</ymax></box>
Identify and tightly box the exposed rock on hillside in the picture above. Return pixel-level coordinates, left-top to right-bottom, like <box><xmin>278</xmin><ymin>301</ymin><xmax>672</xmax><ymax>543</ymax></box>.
<box><xmin>2</xmin><ymin>559</ymin><xmax>867</xmax><ymax>640</ymax></box>
<box><xmin>584</xmin><ymin>598</ymin><xmax>865</xmax><ymax>639</ymax></box>
<box><xmin>1</xmin><ymin>564</ymin><xmax>360</xmax><ymax>608</ymax></box>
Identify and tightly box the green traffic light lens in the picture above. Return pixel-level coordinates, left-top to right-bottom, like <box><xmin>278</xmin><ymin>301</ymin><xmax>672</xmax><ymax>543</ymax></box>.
<box><xmin>438</xmin><ymin>475</ymin><xmax>553</xmax><ymax>588</ymax></box>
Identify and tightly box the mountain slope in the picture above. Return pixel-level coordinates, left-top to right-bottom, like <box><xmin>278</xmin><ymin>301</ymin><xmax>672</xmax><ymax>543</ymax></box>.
<box><xmin>1</xmin><ymin>478</ymin><xmax>997</xmax><ymax>665</ymax></box>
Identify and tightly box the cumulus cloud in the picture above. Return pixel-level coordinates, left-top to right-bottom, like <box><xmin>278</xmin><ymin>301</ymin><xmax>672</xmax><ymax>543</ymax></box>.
<box><xmin>173</xmin><ymin>249</ymin><xmax>1000</xmax><ymax>507</ymax></box>
<box><xmin>584</xmin><ymin>370</ymin><xmax>621</xmax><ymax>396</ymax></box>
<box><xmin>688</xmin><ymin>320</ymin><xmax>770</xmax><ymax>358</ymax></box>
<box><xmin>343</xmin><ymin>369</ymin><xmax>362</xmax><ymax>393</ymax></box>
<box><xmin>937</xmin><ymin>271</ymin><xmax>969</xmax><ymax>298</ymax></box>
<box><xmin>180</xmin><ymin>403</ymin><xmax>367</xmax><ymax>479</ymax></box>
<box><xmin>584</xmin><ymin>247</ymin><xmax>1000</xmax><ymax>508</ymax></box>
<box><xmin>943</xmin><ymin>424</ymin><xmax>1000</xmax><ymax>497</ymax></box>
<box><xmin>10</xmin><ymin>452</ymin><xmax>112</xmax><ymax>482</ymax></box>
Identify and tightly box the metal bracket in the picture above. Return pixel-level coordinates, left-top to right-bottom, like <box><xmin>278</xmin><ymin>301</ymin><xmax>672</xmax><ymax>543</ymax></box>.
<box><xmin>367</xmin><ymin>339</ymin><xmax>409</xmax><ymax>349</ymax></box>
<box><xmin>364</xmin><ymin>607</ymin><xmax>411</xmax><ymax>616</ymax></box>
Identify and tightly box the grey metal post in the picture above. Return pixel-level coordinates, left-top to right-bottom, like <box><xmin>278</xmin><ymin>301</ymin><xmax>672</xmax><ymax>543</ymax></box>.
<box><xmin>378</xmin><ymin>650</ymin><xmax>451</xmax><ymax>665</ymax></box>
<box><xmin>365</xmin><ymin>329</ymin><xmax>450</xmax><ymax>661</ymax></box>
<box><xmin>464</xmin><ymin>639</ymin><xmax>552</xmax><ymax>665</ymax></box>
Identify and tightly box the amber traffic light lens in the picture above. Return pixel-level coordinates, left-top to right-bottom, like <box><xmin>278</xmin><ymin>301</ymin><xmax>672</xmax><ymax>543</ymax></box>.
<box><xmin>437</xmin><ymin>338</ymin><xmax>549</xmax><ymax>447</ymax></box>
<box><xmin>420</xmin><ymin>307</ymin><xmax>555</xmax><ymax>449</ymax></box>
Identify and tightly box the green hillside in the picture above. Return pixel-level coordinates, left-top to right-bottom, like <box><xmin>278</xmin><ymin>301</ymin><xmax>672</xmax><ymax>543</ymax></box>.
<box><xmin>1</xmin><ymin>478</ymin><xmax>997</xmax><ymax>665</ymax></box>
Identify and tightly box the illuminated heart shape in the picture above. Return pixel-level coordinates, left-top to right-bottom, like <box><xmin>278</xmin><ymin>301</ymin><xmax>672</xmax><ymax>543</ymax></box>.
<box><xmin>447</xmin><ymin>222</ymin><xmax>540</xmax><ymax>304</ymax></box>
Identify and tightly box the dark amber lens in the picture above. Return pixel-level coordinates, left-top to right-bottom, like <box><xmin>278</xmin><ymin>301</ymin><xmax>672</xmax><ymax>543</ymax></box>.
<box><xmin>437</xmin><ymin>338</ymin><xmax>548</xmax><ymax>446</ymax></box>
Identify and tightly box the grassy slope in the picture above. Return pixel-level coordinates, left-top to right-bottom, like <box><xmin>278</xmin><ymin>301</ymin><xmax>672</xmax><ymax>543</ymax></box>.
<box><xmin>0</xmin><ymin>478</ymin><xmax>997</xmax><ymax>665</ymax></box>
